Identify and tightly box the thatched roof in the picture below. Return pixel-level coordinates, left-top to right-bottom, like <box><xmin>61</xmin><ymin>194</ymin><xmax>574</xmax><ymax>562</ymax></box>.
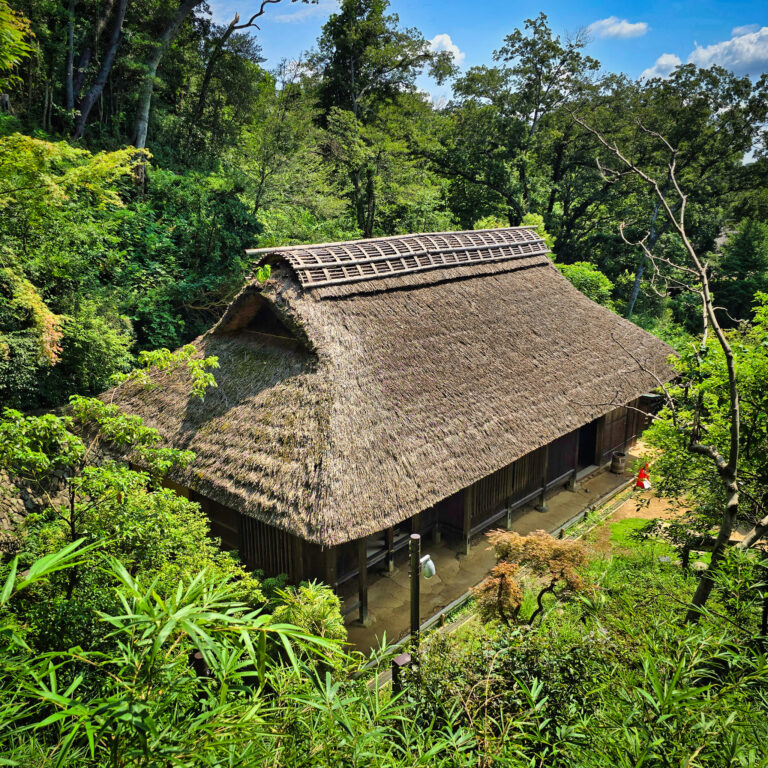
<box><xmin>110</xmin><ymin>227</ymin><xmax>674</xmax><ymax>547</ymax></box>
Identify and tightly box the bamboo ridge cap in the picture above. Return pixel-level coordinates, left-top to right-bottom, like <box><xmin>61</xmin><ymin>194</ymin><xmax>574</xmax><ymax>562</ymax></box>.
<box><xmin>243</xmin><ymin>227</ymin><xmax>550</xmax><ymax>290</ymax></box>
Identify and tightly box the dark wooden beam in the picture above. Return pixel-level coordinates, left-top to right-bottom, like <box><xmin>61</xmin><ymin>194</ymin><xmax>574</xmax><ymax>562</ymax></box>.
<box><xmin>536</xmin><ymin>444</ymin><xmax>550</xmax><ymax>511</ymax></box>
<box><xmin>462</xmin><ymin>485</ymin><xmax>473</xmax><ymax>555</ymax></box>
<box><xmin>357</xmin><ymin>538</ymin><xmax>369</xmax><ymax>624</ymax></box>
<box><xmin>595</xmin><ymin>415</ymin><xmax>606</xmax><ymax>465</ymax></box>
<box><xmin>385</xmin><ymin>527</ymin><xmax>394</xmax><ymax>573</ymax></box>
<box><xmin>291</xmin><ymin>536</ymin><xmax>304</xmax><ymax>584</ymax></box>
<box><xmin>411</xmin><ymin>511</ymin><xmax>422</xmax><ymax>534</ymax></box>
<box><xmin>323</xmin><ymin>546</ymin><xmax>337</xmax><ymax>592</ymax></box>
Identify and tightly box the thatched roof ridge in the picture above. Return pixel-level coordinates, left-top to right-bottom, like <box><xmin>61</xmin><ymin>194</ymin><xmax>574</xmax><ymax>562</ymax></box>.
<box><xmin>246</xmin><ymin>226</ymin><xmax>549</xmax><ymax>294</ymax></box>
<box><xmin>110</xmin><ymin>227</ymin><xmax>675</xmax><ymax>547</ymax></box>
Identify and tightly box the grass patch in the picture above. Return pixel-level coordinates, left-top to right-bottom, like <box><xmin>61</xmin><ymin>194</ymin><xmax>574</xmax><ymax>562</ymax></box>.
<box><xmin>609</xmin><ymin>516</ymin><xmax>650</xmax><ymax>546</ymax></box>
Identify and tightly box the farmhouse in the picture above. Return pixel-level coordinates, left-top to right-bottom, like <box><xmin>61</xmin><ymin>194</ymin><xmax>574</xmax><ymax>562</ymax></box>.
<box><xmin>111</xmin><ymin>227</ymin><xmax>674</xmax><ymax>621</ymax></box>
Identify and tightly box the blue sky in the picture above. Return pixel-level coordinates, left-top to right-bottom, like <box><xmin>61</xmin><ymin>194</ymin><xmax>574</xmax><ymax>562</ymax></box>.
<box><xmin>208</xmin><ymin>0</ymin><xmax>767</xmax><ymax>101</ymax></box>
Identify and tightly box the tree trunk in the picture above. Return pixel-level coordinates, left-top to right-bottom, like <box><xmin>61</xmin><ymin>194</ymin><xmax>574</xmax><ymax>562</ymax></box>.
<box><xmin>189</xmin><ymin>16</ymin><xmax>237</xmax><ymax>128</ymax></box>
<box><xmin>686</xmin><ymin>480</ymin><xmax>739</xmax><ymax>621</ymax></box>
<box><xmin>72</xmin><ymin>0</ymin><xmax>127</xmax><ymax>140</ymax></box>
<box><xmin>72</xmin><ymin>0</ymin><xmax>119</xmax><ymax>99</ymax></box>
<box><xmin>65</xmin><ymin>0</ymin><xmax>75</xmax><ymax>113</ymax></box>
<box><xmin>627</xmin><ymin>181</ymin><xmax>672</xmax><ymax>318</ymax></box>
<box><xmin>133</xmin><ymin>0</ymin><xmax>202</xmax><ymax>150</ymax></box>
<box><xmin>364</xmin><ymin>165</ymin><xmax>376</xmax><ymax>238</ymax></box>
<box><xmin>627</xmin><ymin>198</ymin><xmax>663</xmax><ymax>318</ymax></box>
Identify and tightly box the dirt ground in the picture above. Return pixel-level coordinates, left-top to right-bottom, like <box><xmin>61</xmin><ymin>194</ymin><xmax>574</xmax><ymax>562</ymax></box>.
<box><xmin>614</xmin><ymin>491</ymin><xmax>683</xmax><ymax>521</ymax></box>
<box><xmin>588</xmin><ymin>489</ymin><xmax>685</xmax><ymax>554</ymax></box>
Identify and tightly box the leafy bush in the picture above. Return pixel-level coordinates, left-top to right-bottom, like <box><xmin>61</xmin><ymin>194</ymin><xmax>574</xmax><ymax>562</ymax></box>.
<box><xmin>417</xmin><ymin>519</ymin><xmax>768</xmax><ymax>767</ymax></box>
<box><xmin>556</xmin><ymin>261</ymin><xmax>615</xmax><ymax>308</ymax></box>
<box><xmin>272</xmin><ymin>580</ymin><xmax>347</xmax><ymax>642</ymax></box>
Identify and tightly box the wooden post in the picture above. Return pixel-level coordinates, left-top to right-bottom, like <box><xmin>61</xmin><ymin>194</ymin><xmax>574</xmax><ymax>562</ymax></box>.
<box><xmin>536</xmin><ymin>444</ymin><xmax>550</xmax><ymax>511</ymax></box>
<box><xmin>385</xmin><ymin>526</ymin><xmax>394</xmax><ymax>573</ymax></box>
<box><xmin>411</xmin><ymin>511</ymin><xmax>422</xmax><ymax>534</ymax></box>
<box><xmin>462</xmin><ymin>486</ymin><xmax>473</xmax><ymax>555</ymax></box>
<box><xmin>291</xmin><ymin>536</ymin><xmax>304</xmax><ymax>584</ymax></box>
<box><xmin>357</xmin><ymin>537</ymin><xmax>369</xmax><ymax>625</ymax></box>
<box><xmin>323</xmin><ymin>546</ymin><xmax>337</xmax><ymax>592</ymax></box>
<box><xmin>392</xmin><ymin>652</ymin><xmax>412</xmax><ymax>694</ymax></box>
<box><xmin>410</xmin><ymin>534</ymin><xmax>421</xmax><ymax>645</ymax></box>
<box><xmin>595</xmin><ymin>416</ymin><xmax>606</xmax><ymax>465</ymax></box>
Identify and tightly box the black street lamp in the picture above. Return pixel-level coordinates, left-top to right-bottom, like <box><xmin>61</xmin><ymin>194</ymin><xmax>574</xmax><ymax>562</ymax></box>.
<box><xmin>409</xmin><ymin>533</ymin><xmax>436</xmax><ymax>645</ymax></box>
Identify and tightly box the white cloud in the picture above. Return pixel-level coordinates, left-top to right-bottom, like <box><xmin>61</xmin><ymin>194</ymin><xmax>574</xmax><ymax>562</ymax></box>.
<box><xmin>688</xmin><ymin>26</ymin><xmax>768</xmax><ymax>75</ymax></box>
<box><xmin>588</xmin><ymin>16</ymin><xmax>648</xmax><ymax>39</ymax></box>
<box><xmin>640</xmin><ymin>52</ymin><xmax>682</xmax><ymax>79</ymax></box>
<box><xmin>429</xmin><ymin>33</ymin><xmax>466</xmax><ymax>64</ymax></box>
<box><xmin>273</xmin><ymin>0</ymin><xmax>339</xmax><ymax>23</ymax></box>
<box><xmin>732</xmin><ymin>24</ymin><xmax>760</xmax><ymax>36</ymax></box>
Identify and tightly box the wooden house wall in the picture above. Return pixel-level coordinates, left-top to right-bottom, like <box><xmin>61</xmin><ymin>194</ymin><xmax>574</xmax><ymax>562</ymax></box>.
<box><xmin>432</xmin><ymin>491</ymin><xmax>465</xmax><ymax>537</ymax></box>
<box><xmin>188</xmin><ymin>491</ymin><xmax>305</xmax><ymax>582</ymax></box>
<box><xmin>190</xmin><ymin>492</ymin><xmax>240</xmax><ymax>551</ymax></box>
<box><xmin>597</xmin><ymin>398</ymin><xmax>646</xmax><ymax>464</ymax></box>
<box><xmin>449</xmin><ymin>444</ymin><xmax>548</xmax><ymax>534</ymax></box>
<box><xmin>469</xmin><ymin>462</ymin><xmax>516</xmax><ymax>525</ymax></box>
<box><xmin>547</xmin><ymin>430</ymin><xmax>579</xmax><ymax>484</ymax></box>
<box><xmin>511</xmin><ymin>446</ymin><xmax>548</xmax><ymax>503</ymax></box>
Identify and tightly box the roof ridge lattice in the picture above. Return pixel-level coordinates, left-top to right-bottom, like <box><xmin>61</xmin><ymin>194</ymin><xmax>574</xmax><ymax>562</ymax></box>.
<box><xmin>246</xmin><ymin>227</ymin><xmax>549</xmax><ymax>290</ymax></box>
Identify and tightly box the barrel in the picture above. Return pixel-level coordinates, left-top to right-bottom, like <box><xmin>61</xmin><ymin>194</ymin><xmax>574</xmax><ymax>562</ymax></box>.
<box><xmin>610</xmin><ymin>451</ymin><xmax>627</xmax><ymax>474</ymax></box>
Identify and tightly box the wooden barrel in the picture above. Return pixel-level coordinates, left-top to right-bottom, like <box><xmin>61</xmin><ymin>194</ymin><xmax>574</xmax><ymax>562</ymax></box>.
<box><xmin>610</xmin><ymin>451</ymin><xmax>627</xmax><ymax>474</ymax></box>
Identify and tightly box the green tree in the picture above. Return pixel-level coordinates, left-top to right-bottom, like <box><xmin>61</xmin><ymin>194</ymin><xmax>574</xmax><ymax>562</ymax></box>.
<box><xmin>0</xmin><ymin>0</ymin><xmax>33</xmax><ymax>92</ymax></box>
<box><xmin>570</xmin><ymin>108</ymin><xmax>764</xmax><ymax>620</ymax></box>
<box><xmin>312</xmin><ymin>0</ymin><xmax>451</xmax><ymax>122</ymax></box>
<box><xmin>311</xmin><ymin>0</ymin><xmax>454</xmax><ymax>236</ymax></box>
<box><xmin>0</xmin><ymin>135</ymin><xmax>143</xmax><ymax>408</ymax></box>
<box><xmin>646</xmin><ymin>294</ymin><xmax>768</xmax><ymax>556</ymax></box>
<box><xmin>0</xmin><ymin>346</ymin><xmax>264</xmax><ymax>652</ymax></box>
<box><xmin>556</xmin><ymin>262</ymin><xmax>614</xmax><ymax>308</ymax></box>
<box><xmin>713</xmin><ymin>219</ymin><xmax>768</xmax><ymax>325</ymax></box>
<box><xmin>423</xmin><ymin>13</ymin><xmax>598</xmax><ymax>225</ymax></box>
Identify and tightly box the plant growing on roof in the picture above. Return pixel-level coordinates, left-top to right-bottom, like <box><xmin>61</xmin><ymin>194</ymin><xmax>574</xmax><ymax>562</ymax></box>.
<box><xmin>473</xmin><ymin>529</ymin><xmax>589</xmax><ymax>626</ymax></box>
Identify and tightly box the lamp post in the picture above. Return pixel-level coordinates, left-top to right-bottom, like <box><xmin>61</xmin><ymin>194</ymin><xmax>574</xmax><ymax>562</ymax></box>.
<box><xmin>409</xmin><ymin>533</ymin><xmax>436</xmax><ymax>645</ymax></box>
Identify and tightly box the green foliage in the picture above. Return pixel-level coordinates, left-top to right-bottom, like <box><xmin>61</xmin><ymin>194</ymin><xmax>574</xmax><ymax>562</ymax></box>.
<box><xmin>473</xmin><ymin>214</ymin><xmax>509</xmax><ymax>230</ymax></box>
<box><xmin>0</xmin><ymin>349</ymin><xmax>265</xmax><ymax>653</ymax></box>
<box><xmin>113</xmin><ymin>344</ymin><xmax>219</xmax><ymax>401</ymax></box>
<box><xmin>713</xmin><ymin>219</ymin><xmax>768</xmax><ymax>325</ymax></box>
<box><xmin>521</xmin><ymin>212</ymin><xmax>556</xmax><ymax>250</ymax></box>
<box><xmin>0</xmin><ymin>0</ymin><xmax>33</xmax><ymax>90</ymax></box>
<box><xmin>418</xmin><ymin>520</ymin><xmax>768</xmax><ymax>767</ymax></box>
<box><xmin>0</xmin><ymin>543</ymin><xmax>480</xmax><ymax>767</ymax></box>
<box><xmin>0</xmin><ymin>548</ymin><xmax>341</xmax><ymax>767</ymax></box>
<box><xmin>312</xmin><ymin>0</ymin><xmax>452</xmax><ymax>121</ymax></box>
<box><xmin>0</xmin><ymin>136</ymin><xmax>142</xmax><ymax>409</ymax></box>
<box><xmin>119</xmin><ymin>167</ymin><xmax>261</xmax><ymax>350</ymax></box>
<box><xmin>272</xmin><ymin>580</ymin><xmax>347</xmax><ymax>642</ymax></box>
<box><xmin>556</xmin><ymin>261</ymin><xmax>615</xmax><ymax>308</ymax></box>
<box><xmin>644</xmin><ymin>293</ymin><xmax>768</xmax><ymax>541</ymax></box>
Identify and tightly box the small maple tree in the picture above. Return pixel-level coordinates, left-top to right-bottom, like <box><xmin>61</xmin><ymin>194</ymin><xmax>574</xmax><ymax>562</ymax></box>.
<box><xmin>473</xmin><ymin>529</ymin><xmax>589</xmax><ymax>625</ymax></box>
